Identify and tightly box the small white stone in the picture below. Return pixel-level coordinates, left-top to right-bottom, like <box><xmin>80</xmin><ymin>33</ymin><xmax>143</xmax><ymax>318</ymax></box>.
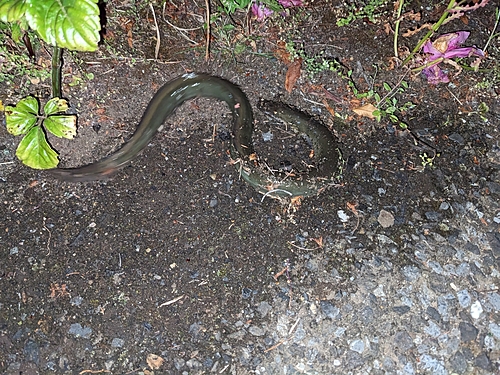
<box><xmin>337</xmin><ymin>210</ymin><xmax>349</xmax><ymax>222</ymax></box>
<box><xmin>310</xmin><ymin>303</ymin><xmax>317</xmax><ymax>314</ymax></box>
<box><xmin>471</xmin><ymin>300</ymin><xmax>483</xmax><ymax>319</ymax></box>
<box><xmin>373</xmin><ymin>285</ymin><xmax>386</xmax><ymax>297</ymax></box>
<box><xmin>349</xmin><ymin>339</ymin><xmax>365</xmax><ymax>353</ymax></box>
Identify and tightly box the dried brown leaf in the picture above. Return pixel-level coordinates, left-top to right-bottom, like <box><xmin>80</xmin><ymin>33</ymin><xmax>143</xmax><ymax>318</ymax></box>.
<box><xmin>285</xmin><ymin>59</ymin><xmax>302</xmax><ymax>93</ymax></box>
<box><xmin>321</xmin><ymin>98</ymin><xmax>336</xmax><ymax>118</ymax></box>
<box><xmin>275</xmin><ymin>40</ymin><xmax>292</xmax><ymax>65</ymax></box>
<box><xmin>147</xmin><ymin>353</ymin><xmax>165</xmax><ymax>370</ymax></box>
<box><xmin>353</xmin><ymin>103</ymin><xmax>377</xmax><ymax>119</ymax></box>
<box><xmin>402</xmin><ymin>23</ymin><xmax>432</xmax><ymax>37</ymax></box>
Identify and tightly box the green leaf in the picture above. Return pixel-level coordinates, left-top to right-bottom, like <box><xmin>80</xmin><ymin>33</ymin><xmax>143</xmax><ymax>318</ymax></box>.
<box><xmin>0</xmin><ymin>0</ymin><xmax>28</xmax><ymax>23</ymax></box>
<box><xmin>10</xmin><ymin>21</ymin><xmax>22</xmax><ymax>42</ymax></box>
<box><xmin>43</xmin><ymin>97</ymin><xmax>69</xmax><ymax>116</ymax></box>
<box><xmin>401</xmin><ymin>81</ymin><xmax>408</xmax><ymax>89</ymax></box>
<box><xmin>222</xmin><ymin>24</ymin><xmax>235</xmax><ymax>32</ymax></box>
<box><xmin>219</xmin><ymin>0</ymin><xmax>253</xmax><ymax>13</ymax></box>
<box><xmin>16</xmin><ymin>125</ymin><xmax>59</xmax><ymax>169</ymax></box>
<box><xmin>4</xmin><ymin>96</ymin><xmax>39</xmax><ymax>135</ymax></box>
<box><xmin>25</xmin><ymin>0</ymin><xmax>101</xmax><ymax>51</ymax></box>
<box><xmin>44</xmin><ymin>115</ymin><xmax>77</xmax><ymax>139</ymax></box>
<box><xmin>383</xmin><ymin>82</ymin><xmax>391</xmax><ymax>91</ymax></box>
<box><xmin>261</xmin><ymin>0</ymin><xmax>282</xmax><ymax>12</ymax></box>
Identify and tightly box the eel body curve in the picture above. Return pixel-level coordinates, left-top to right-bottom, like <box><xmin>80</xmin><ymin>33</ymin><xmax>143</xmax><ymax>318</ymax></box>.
<box><xmin>48</xmin><ymin>72</ymin><xmax>342</xmax><ymax>197</ymax></box>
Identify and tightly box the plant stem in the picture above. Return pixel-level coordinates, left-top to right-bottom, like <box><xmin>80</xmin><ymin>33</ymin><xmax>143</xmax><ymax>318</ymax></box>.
<box><xmin>375</xmin><ymin>68</ymin><xmax>410</xmax><ymax>107</ymax></box>
<box><xmin>51</xmin><ymin>46</ymin><xmax>63</xmax><ymax>98</ymax></box>
<box><xmin>483</xmin><ymin>7</ymin><xmax>500</xmax><ymax>53</ymax></box>
<box><xmin>410</xmin><ymin>57</ymin><xmax>444</xmax><ymax>73</ymax></box>
<box><xmin>394</xmin><ymin>0</ymin><xmax>404</xmax><ymax>58</ymax></box>
<box><xmin>402</xmin><ymin>0</ymin><xmax>456</xmax><ymax>66</ymax></box>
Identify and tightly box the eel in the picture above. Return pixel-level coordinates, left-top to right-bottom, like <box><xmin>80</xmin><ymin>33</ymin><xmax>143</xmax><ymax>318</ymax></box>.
<box><xmin>48</xmin><ymin>72</ymin><xmax>342</xmax><ymax>197</ymax></box>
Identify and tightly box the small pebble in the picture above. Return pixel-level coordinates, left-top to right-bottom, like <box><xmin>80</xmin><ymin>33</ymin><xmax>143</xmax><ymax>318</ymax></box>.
<box><xmin>457</xmin><ymin>290</ymin><xmax>471</xmax><ymax>307</ymax></box>
<box><xmin>349</xmin><ymin>339</ymin><xmax>365</xmax><ymax>353</ymax></box>
<box><xmin>470</xmin><ymin>301</ymin><xmax>483</xmax><ymax>319</ymax></box>
<box><xmin>111</xmin><ymin>338</ymin><xmax>124</xmax><ymax>348</ymax></box>
<box><xmin>378</xmin><ymin>209</ymin><xmax>394</xmax><ymax>228</ymax></box>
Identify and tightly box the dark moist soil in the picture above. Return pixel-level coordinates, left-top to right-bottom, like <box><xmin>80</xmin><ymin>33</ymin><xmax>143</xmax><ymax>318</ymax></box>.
<box><xmin>1</xmin><ymin>1</ymin><xmax>500</xmax><ymax>374</ymax></box>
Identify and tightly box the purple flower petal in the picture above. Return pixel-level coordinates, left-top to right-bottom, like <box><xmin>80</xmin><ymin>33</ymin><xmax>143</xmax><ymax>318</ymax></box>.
<box><xmin>422</xmin><ymin>40</ymin><xmax>443</xmax><ymax>60</ymax></box>
<box><xmin>278</xmin><ymin>0</ymin><xmax>303</xmax><ymax>7</ymax></box>
<box><xmin>422</xmin><ymin>64</ymin><xmax>450</xmax><ymax>85</ymax></box>
<box><xmin>447</xmin><ymin>31</ymin><xmax>470</xmax><ymax>50</ymax></box>
<box><xmin>251</xmin><ymin>2</ymin><xmax>273</xmax><ymax>21</ymax></box>
<box><xmin>443</xmin><ymin>46</ymin><xmax>484</xmax><ymax>59</ymax></box>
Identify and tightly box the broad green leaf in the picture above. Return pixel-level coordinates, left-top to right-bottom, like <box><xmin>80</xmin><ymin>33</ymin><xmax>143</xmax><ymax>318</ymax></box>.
<box><xmin>0</xmin><ymin>0</ymin><xmax>28</xmax><ymax>23</ymax></box>
<box><xmin>15</xmin><ymin>95</ymin><xmax>38</xmax><ymax>113</ymax></box>
<box><xmin>44</xmin><ymin>97</ymin><xmax>69</xmax><ymax>116</ymax></box>
<box><xmin>4</xmin><ymin>96</ymin><xmax>39</xmax><ymax>135</ymax></box>
<box><xmin>16</xmin><ymin>126</ymin><xmax>59</xmax><ymax>169</ymax></box>
<box><xmin>44</xmin><ymin>115</ymin><xmax>77</xmax><ymax>139</ymax></box>
<box><xmin>26</xmin><ymin>0</ymin><xmax>101</xmax><ymax>51</ymax></box>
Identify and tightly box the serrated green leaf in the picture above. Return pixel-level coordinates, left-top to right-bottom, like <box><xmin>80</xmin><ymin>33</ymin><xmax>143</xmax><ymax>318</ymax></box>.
<box><xmin>26</xmin><ymin>0</ymin><xmax>101</xmax><ymax>51</ymax></box>
<box><xmin>16</xmin><ymin>126</ymin><xmax>59</xmax><ymax>169</ymax></box>
<box><xmin>44</xmin><ymin>97</ymin><xmax>69</xmax><ymax>115</ymax></box>
<box><xmin>0</xmin><ymin>0</ymin><xmax>28</xmax><ymax>23</ymax></box>
<box><xmin>44</xmin><ymin>115</ymin><xmax>77</xmax><ymax>139</ymax></box>
<box><xmin>4</xmin><ymin>96</ymin><xmax>39</xmax><ymax>135</ymax></box>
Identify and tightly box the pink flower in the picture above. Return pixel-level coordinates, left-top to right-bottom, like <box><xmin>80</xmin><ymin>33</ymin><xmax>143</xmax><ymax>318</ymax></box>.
<box><xmin>278</xmin><ymin>0</ymin><xmax>303</xmax><ymax>7</ymax></box>
<box><xmin>251</xmin><ymin>3</ymin><xmax>273</xmax><ymax>21</ymax></box>
<box><xmin>422</xmin><ymin>64</ymin><xmax>451</xmax><ymax>84</ymax></box>
<box><xmin>421</xmin><ymin>31</ymin><xmax>484</xmax><ymax>84</ymax></box>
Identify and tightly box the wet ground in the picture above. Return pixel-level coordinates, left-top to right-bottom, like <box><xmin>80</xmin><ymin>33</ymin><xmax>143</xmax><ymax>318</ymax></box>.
<box><xmin>1</xmin><ymin>1</ymin><xmax>500</xmax><ymax>374</ymax></box>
